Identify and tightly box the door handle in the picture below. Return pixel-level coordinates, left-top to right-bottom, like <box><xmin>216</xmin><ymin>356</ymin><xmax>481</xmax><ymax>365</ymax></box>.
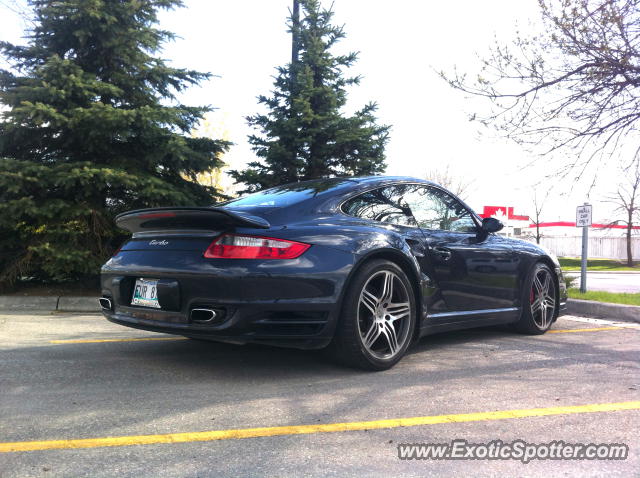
<box><xmin>432</xmin><ymin>247</ymin><xmax>452</xmax><ymax>261</ymax></box>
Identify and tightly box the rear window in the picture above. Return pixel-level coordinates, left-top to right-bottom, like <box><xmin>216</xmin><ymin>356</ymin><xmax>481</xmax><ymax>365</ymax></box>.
<box><xmin>220</xmin><ymin>178</ymin><xmax>354</xmax><ymax>209</ymax></box>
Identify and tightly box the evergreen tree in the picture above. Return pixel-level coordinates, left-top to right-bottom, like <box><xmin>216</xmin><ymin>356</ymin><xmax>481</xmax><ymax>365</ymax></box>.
<box><xmin>230</xmin><ymin>0</ymin><xmax>389</xmax><ymax>193</ymax></box>
<box><xmin>0</xmin><ymin>0</ymin><xmax>229</xmax><ymax>287</ymax></box>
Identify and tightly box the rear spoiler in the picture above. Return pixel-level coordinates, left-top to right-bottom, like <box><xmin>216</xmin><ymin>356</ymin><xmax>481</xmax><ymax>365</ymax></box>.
<box><xmin>115</xmin><ymin>207</ymin><xmax>270</xmax><ymax>233</ymax></box>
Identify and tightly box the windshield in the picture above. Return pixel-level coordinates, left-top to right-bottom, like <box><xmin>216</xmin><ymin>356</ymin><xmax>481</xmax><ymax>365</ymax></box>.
<box><xmin>219</xmin><ymin>178</ymin><xmax>355</xmax><ymax>209</ymax></box>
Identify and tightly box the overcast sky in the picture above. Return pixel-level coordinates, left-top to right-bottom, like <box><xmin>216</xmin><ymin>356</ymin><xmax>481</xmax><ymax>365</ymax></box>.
<box><xmin>0</xmin><ymin>0</ymin><xmax>627</xmax><ymax>223</ymax></box>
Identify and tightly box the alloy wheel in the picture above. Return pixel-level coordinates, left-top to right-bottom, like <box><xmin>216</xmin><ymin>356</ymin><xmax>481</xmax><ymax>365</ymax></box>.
<box><xmin>530</xmin><ymin>268</ymin><xmax>556</xmax><ymax>329</ymax></box>
<box><xmin>357</xmin><ymin>270</ymin><xmax>412</xmax><ymax>360</ymax></box>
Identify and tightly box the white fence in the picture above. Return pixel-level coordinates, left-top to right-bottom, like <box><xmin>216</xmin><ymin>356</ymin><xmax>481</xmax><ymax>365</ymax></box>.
<box><xmin>537</xmin><ymin>236</ymin><xmax>640</xmax><ymax>260</ymax></box>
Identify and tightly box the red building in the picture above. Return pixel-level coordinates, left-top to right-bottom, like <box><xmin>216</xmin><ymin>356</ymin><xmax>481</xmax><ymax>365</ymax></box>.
<box><xmin>478</xmin><ymin>206</ymin><xmax>639</xmax><ymax>238</ymax></box>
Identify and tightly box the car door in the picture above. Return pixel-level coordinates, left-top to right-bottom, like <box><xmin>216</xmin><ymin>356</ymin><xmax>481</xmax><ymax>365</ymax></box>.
<box><xmin>403</xmin><ymin>185</ymin><xmax>519</xmax><ymax>317</ymax></box>
<box><xmin>340</xmin><ymin>184</ymin><xmax>448</xmax><ymax>315</ymax></box>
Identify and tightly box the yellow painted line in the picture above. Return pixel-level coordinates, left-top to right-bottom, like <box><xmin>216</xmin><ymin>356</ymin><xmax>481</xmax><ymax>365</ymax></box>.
<box><xmin>548</xmin><ymin>326</ymin><xmax>630</xmax><ymax>334</ymax></box>
<box><xmin>49</xmin><ymin>337</ymin><xmax>187</xmax><ymax>344</ymax></box>
<box><xmin>1</xmin><ymin>401</ymin><xmax>639</xmax><ymax>453</ymax></box>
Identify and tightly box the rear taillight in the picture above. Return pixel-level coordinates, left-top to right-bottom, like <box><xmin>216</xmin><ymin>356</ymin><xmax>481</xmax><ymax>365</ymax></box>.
<box><xmin>203</xmin><ymin>234</ymin><xmax>310</xmax><ymax>259</ymax></box>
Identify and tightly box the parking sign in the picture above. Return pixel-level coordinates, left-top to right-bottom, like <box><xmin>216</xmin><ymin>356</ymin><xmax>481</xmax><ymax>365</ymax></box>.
<box><xmin>576</xmin><ymin>204</ymin><xmax>592</xmax><ymax>227</ymax></box>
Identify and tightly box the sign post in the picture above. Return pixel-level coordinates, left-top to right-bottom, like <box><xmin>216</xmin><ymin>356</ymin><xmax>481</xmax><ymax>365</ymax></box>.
<box><xmin>576</xmin><ymin>203</ymin><xmax>592</xmax><ymax>293</ymax></box>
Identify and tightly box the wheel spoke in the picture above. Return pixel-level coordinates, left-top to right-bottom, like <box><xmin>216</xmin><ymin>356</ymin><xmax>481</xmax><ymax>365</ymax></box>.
<box><xmin>381</xmin><ymin>271</ymin><xmax>394</xmax><ymax>302</ymax></box>
<box><xmin>380</xmin><ymin>321</ymin><xmax>399</xmax><ymax>355</ymax></box>
<box><xmin>542</xmin><ymin>273</ymin><xmax>551</xmax><ymax>295</ymax></box>
<box><xmin>545</xmin><ymin>297</ymin><xmax>556</xmax><ymax>310</ymax></box>
<box><xmin>362</xmin><ymin>322</ymin><xmax>380</xmax><ymax>349</ymax></box>
<box><xmin>540</xmin><ymin>304</ymin><xmax>548</xmax><ymax>328</ymax></box>
<box><xmin>386</xmin><ymin>302</ymin><xmax>410</xmax><ymax>321</ymax></box>
<box><xmin>533</xmin><ymin>274</ymin><xmax>544</xmax><ymax>295</ymax></box>
<box><xmin>360</xmin><ymin>289</ymin><xmax>378</xmax><ymax>315</ymax></box>
<box><xmin>531</xmin><ymin>299</ymin><xmax>542</xmax><ymax>313</ymax></box>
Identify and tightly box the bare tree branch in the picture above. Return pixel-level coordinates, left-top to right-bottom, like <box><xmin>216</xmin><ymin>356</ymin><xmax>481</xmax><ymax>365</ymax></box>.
<box><xmin>602</xmin><ymin>157</ymin><xmax>640</xmax><ymax>266</ymax></box>
<box><xmin>424</xmin><ymin>165</ymin><xmax>475</xmax><ymax>200</ymax></box>
<box><xmin>441</xmin><ymin>0</ymin><xmax>640</xmax><ymax>178</ymax></box>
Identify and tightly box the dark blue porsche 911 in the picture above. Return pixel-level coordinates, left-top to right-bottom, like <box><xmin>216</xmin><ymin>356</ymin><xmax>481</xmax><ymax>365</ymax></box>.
<box><xmin>100</xmin><ymin>176</ymin><xmax>567</xmax><ymax>370</ymax></box>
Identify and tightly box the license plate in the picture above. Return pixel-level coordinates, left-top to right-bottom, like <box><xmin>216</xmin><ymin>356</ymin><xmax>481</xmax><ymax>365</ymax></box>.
<box><xmin>131</xmin><ymin>278</ymin><xmax>161</xmax><ymax>308</ymax></box>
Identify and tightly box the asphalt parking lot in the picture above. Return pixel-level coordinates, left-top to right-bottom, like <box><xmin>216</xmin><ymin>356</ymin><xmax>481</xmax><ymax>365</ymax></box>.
<box><xmin>0</xmin><ymin>312</ymin><xmax>638</xmax><ymax>477</ymax></box>
<box><xmin>566</xmin><ymin>271</ymin><xmax>640</xmax><ymax>293</ymax></box>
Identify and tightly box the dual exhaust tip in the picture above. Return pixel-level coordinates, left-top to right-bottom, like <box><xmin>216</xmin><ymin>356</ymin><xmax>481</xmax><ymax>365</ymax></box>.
<box><xmin>190</xmin><ymin>308</ymin><xmax>218</xmax><ymax>323</ymax></box>
<box><xmin>99</xmin><ymin>298</ymin><xmax>112</xmax><ymax>310</ymax></box>
<box><xmin>98</xmin><ymin>298</ymin><xmax>220</xmax><ymax>325</ymax></box>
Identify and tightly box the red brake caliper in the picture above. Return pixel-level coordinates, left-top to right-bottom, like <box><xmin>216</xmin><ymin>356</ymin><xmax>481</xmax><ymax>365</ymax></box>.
<box><xmin>530</xmin><ymin>287</ymin><xmax>535</xmax><ymax>304</ymax></box>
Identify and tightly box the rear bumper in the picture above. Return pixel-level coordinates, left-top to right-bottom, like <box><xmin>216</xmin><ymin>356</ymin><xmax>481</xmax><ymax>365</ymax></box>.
<box><xmin>99</xmin><ymin>245</ymin><xmax>355</xmax><ymax>349</ymax></box>
<box><xmin>102</xmin><ymin>301</ymin><xmax>339</xmax><ymax>349</ymax></box>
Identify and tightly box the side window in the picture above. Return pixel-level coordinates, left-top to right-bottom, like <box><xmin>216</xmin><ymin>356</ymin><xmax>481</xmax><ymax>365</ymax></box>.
<box><xmin>341</xmin><ymin>185</ymin><xmax>417</xmax><ymax>227</ymax></box>
<box><xmin>403</xmin><ymin>186</ymin><xmax>478</xmax><ymax>233</ymax></box>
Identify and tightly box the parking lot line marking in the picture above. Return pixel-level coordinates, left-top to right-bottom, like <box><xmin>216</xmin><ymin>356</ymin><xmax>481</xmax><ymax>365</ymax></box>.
<box><xmin>49</xmin><ymin>337</ymin><xmax>187</xmax><ymax>344</ymax></box>
<box><xmin>548</xmin><ymin>326</ymin><xmax>631</xmax><ymax>334</ymax></box>
<box><xmin>1</xmin><ymin>401</ymin><xmax>639</xmax><ymax>453</ymax></box>
<box><xmin>562</xmin><ymin>316</ymin><xmax>640</xmax><ymax>328</ymax></box>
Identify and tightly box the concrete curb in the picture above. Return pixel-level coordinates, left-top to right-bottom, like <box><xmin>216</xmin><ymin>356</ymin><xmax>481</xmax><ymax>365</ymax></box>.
<box><xmin>568</xmin><ymin>298</ymin><xmax>640</xmax><ymax>323</ymax></box>
<box><xmin>57</xmin><ymin>297</ymin><xmax>101</xmax><ymax>312</ymax></box>
<box><xmin>0</xmin><ymin>296</ymin><xmax>60</xmax><ymax>311</ymax></box>
<box><xmin>0</xmin><ymin>296</ymin><xmax>100</xmax><ymax>313</ymax></box>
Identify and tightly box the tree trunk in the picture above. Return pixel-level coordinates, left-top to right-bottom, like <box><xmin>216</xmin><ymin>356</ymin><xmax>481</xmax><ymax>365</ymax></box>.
<box><xmin>291</xmin><ymin>0</ymin><xmax>300</xmax><ymax>72</ymax></box>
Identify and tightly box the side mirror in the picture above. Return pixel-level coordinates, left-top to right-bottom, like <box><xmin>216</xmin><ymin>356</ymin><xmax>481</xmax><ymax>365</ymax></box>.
<box><xmin>481</xmin><ymin>217</ymin><xmax>504</xmax><ymax>233</ymax></box>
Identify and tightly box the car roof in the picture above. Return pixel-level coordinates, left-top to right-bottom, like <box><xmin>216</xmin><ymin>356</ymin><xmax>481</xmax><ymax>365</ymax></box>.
<box><xmin>221</xmin><ymin>176</ymin><xmax>457</xmax><ymax>223</ymax></box>
<box><xmin>278</xmin><ymin>175</ymin><xmax>439</xmax><ymax>191</ymax></box>
<box><xmin>350</xmin><ymin>175</ymin><xmax>438</xmax><ymax>186</ymax></box>
<box><xmin>228</xmin><ymin>176</ymin><xmax>440</xmax><ymax>201</ymax></box>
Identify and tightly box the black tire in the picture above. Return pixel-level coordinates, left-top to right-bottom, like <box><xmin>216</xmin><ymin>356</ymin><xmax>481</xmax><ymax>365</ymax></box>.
<box><xmin>514</xmin><ymin>263</ymin><xmax>557</xmax><ymax>335</ymax></box>
<box><xmin>329</xmin><ymin>259</ymin><xmax>417</xmax><ymax>371</ymax></box>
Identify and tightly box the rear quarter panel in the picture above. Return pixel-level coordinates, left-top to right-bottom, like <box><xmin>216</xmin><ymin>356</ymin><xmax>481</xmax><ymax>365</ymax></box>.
<box><xmin>261</xmin><ymin>217</ymin><xmax>439</xmax><ymax>321</ymax></box>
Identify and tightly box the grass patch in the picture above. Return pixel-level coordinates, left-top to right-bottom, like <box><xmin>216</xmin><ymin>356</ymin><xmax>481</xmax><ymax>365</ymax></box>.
<box><xmin>568</xmin><ymin>289</ymin><xmax>640</xmax><ymax>306</ymax></box>
<box><xmin>559</xmin><ymin>257</ymin><xmax>639</xmax><ymax>271</ymax></box>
